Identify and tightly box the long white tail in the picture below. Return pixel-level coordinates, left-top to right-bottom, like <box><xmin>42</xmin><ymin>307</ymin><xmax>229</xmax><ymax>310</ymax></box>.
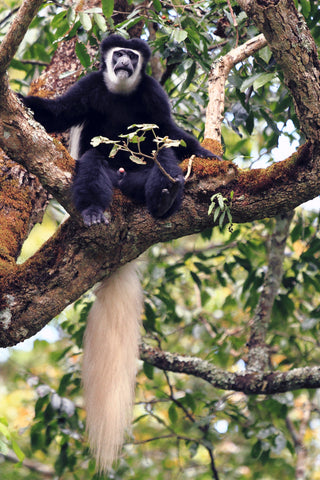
<box><xmin>82</xmin><ymin>262</ymin><xmax>143</xmax><ymax>472</ymax></box>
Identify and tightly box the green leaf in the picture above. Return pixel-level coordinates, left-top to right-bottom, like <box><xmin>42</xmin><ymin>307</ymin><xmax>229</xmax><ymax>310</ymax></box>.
<box><xmin>129</xmin><ymin>154</ymin><xmax>146</xmax><ymax>165</ymax></box>
<box><xmin>79</xmin><ymin>12</ymin><xmax>92</xmax><ymax>31</ymax></box>
<box><xmin>208</xmin><ymin>202</ymin><xmax>214</xmax><ymax>216</ymax></box>
<box><xmin>240</xmin><ymin>72</ymin><xmax>276</xmax><ymax>92</ymax></box>
<box><xmin>143</xmin><ymin>361</ymin><xmax>154</xmax><ymax>380</ymax></box>
<box><xmin>110</xmin><ymin>144</ymin><xmax>121</xmax><ymax>157</ymax></box>
<box><xmin>251</xmin><ymin>440</ymin><xmax>262</xmax><ymax>459</ymax></box>
<box><xmin>184</xmin><ymin>393</ymin><xmax>196</xmax><ymax>413</ymax></box>
<box><xmin>182</xmin><ymin>61</ymin><xmax>196</xmax><ymax>90</ymax></box>
<box><xmin>152</xmin><ymin>0</ymin><xmax>162</xmax><ymax>12</ymax></box>
<box><xmin>102</xmin><ymin>0</ymin><xmax>114</xmax><ymax>18</ymax></box>
<box><xmin>93</xmin><ymin>13</ymin><xmax>107</xmax><ymax>32</ymax></box>
<box><xmin>51</xmin><ymin>11</ymin><xmax>67</xmax><ymax>29</ymax></box>
<box><xmin>213</xmin><ymin>207</ymin><xmax>221</xmax><ymax>222</ymax></box>
<box><xmin>31</xmin><ymin>425</ymin><xmax>44</xmax><ymax>451</ymax></box>
<box><xmin>258</xmin><ymin>46</ymin><xmax>273</xmax><ymax>64</ymax></box>
<box><xmin>190</xmin><ymin>271</ymin><xmax>201</xmax><ymax>289</ymax></box>
<box><xmin>75</xmin><ymin>42</ymin><xmax>91</xmax><ymax>68</ymax></box>
<box><xmin>58</xmin><ymin>373</ymin><xmax>73</xmax><ymax>396</ymax></box>
<box><xmin>172</xmin><ymin>29</ymin><xmax>188</xmax><ymax>44</ymax></box>
<box><xmin>128</xmin><ymin>123</ymin><xmax>159</xmax><ymax>131</ymax></box>
<box><xmin>300</xmin><ymin>0</ymin><xmax>311</xmax><ymax>17</ymax></box>
<box><xmin>217</xmin><ymin>194</ymin><xmax>225</xmax><ymax>210</ymax></box>
<box><xmin>11</xmin><ymin>439</ymin><xmax>25</xmax><ymax>462</ymax></box>
<box><xmin>253</xmin><ymin>72</ymin><xmax>277</xmax><ymax>90</ymax></box>
<box><xmin>0</xmin><ymin>420</ymin><xmax>10</xmax><ymax>439</ymax></box>
<box><xmin>168</xmin><ymin>404</ymin><xmax>178</xmax><ymax>424</ymax></box>
<box><xmin>91</xmin><ymin>136</ymin><xmax>116</xmax><ymax>146</ymax></box>
<box><xmin>219</xmin><ymin>209</ymin><xmax>226</xmax><ymax>228</ymax></box>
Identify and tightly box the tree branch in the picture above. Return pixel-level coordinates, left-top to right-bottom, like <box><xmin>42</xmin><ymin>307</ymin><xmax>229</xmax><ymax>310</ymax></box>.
<box><xmin>140</xmin><ymin>342</ymin><xmax>320</xmax><ymax>394</ymax></box>
<box><xmin>0</xmin><ymin>0</ymin><xmax>44</xmax><ymax>74</ymax></box>
<box><xmin>0</xmin><ymin>88</ymin><xmax>74</xmax><ymax>211</ymax></box>
<box><xmin>205</xmin><ymin>33</ymin><xmax>267</xmax><ymax>141</ymax></box>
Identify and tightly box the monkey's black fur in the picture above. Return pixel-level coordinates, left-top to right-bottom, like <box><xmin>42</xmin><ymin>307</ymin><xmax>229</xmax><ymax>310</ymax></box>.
<box><xmin>20</xmin><ymin>35</ymin><xmax>218</xmax><ymax>226</ymax></box>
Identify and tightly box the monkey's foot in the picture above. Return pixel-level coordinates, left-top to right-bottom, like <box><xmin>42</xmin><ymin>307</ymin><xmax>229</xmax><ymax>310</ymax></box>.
<box><xmin>153</xmin><ymin>175</ymin><xmax>184</xmax><ymax>218</ymax></box>
<box><xmin>81</xmin><ymin>207</ymin><xmax>109</xmax><ymax>227</ymax></box>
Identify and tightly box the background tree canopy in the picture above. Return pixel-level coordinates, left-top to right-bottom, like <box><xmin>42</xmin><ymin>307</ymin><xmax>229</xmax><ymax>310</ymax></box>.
<box><xmin>1</xmin><ymin>0</ymin><xmax>320</xmax><ymax>478</ymax></box>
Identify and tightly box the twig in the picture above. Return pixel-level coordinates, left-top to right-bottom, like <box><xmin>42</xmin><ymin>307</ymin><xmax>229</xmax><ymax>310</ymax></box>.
<box><xmin>184</xmin><ymin>155</ymin><xmax>195</xmax><ymax>181</ymax></box>
<box><xmin>0</xmin><ymin>7</ymin><xmax>20</xmax><ymax>28</ymax></box>
<box><xmin>208</xmin><ymin>448</ymin><xmax>220</xmax><ymax>480</ymax></box>
<box><xmin>1</xmin><ymin>450</ymin><xmax>54</xmax><ymax>477</ymax></box>
<box><xmin>226</xmin><ymin>0</ymin><xmax>239</xmax><ymax>47</ymax></box>
<box><xmin>163</xmin><ymin>370</ymin><xmax>220</xmax><ymax>479</ymax></box>
<box><xmin>286</xmin><ymin>402</ymin><xmax>311</xmax><ymax>480</ymax></box>
<box><xmin>18</xmin><ymin>59</ymin><xmax>50</xmax><ymax>66</ymax></box>
<box><xmin>152</xmin><ymin>151</ymin><xmax>177</xmax><ymax>184</ymax></box>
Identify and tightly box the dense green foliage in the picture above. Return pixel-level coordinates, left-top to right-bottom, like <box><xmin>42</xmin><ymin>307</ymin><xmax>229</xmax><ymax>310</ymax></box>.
<box><xmin>1</xmin><ymin>0</ymin><xmax>320</xmax><ymax>478</ymax></box>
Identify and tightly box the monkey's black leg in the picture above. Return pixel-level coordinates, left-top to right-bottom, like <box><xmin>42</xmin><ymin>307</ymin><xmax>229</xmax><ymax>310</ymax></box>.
<box><xmin>145</xmin><ymin>149</ymin><xmax>184</xmax><ymax>218</ymax></box>
<box><xmin>117</xmin><ymin>167</ymin><xmax>150</xmax><ymax>204</ymax></box>
<box><xmin>72</xmin><ymin>149</ymin><xmax>116</xmax><ymax>226</ymax></box>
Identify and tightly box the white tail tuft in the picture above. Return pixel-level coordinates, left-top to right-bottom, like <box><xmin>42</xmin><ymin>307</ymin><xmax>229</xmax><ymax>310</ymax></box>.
<box><xmin>82</xmin><ymin>262</ymin><xmax>143</xmax><ymax>472</ymax></box>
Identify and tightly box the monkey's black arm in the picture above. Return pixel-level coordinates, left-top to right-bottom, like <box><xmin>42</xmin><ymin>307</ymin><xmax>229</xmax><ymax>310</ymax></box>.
<box><xmin>19</xmin><ymin>72</ymin><xmax>102</xmax><ymax>133</ymax></box>
<box><xmin>143</xmin><ymin>76</ymin><xmax>220</xmax><ymax>161</ymax></box>
<box><xmin>163</xmin><ymin>119</ymin><xmax>220</xmax><ymax>160</ymax></box>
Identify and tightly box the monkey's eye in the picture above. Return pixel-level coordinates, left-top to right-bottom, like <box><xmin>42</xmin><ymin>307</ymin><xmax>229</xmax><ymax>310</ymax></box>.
<box><xmin>128</xmin><ymin>52</ymin><xmax>137</xmax><ymax>60</ymax></box>
<box><xmin>114</xmin><ymin>51</ymin><xmax>122</xmax><ymax>58</ymax></box>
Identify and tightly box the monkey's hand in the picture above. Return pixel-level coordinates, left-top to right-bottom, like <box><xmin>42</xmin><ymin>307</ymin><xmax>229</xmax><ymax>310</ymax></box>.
<box><xmin>195</xmin><ymin>147</ymin><xmax>222</xmax><ymax>161</ymax></box>
<box><xmin>154</xmin><ymin>175</ymin><xmax>184</xmax><ymax>218</ymax></box>
<box><xmin>81</xmin><ymin>206</ymin><xmax>109</xmax><ymax>227</ymax></box>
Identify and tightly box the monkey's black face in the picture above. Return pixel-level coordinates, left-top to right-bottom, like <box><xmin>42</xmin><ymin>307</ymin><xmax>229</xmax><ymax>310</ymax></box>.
<box><xmin>112</xmin><ymin>49</ymin><xmax>139</xmax><ymax>79</ymax></box>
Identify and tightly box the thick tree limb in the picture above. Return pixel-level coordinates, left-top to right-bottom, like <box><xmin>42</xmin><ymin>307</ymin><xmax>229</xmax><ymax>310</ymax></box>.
<box><xmin>1</xmin><ymin>142</ymin><xmax>320</xmax><ymax>347</ymax></box>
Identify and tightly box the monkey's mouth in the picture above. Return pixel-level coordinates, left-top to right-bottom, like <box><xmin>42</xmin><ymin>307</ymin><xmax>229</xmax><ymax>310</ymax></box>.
<box><xmin>114</xmin><ymin>67</ymin><xmax>133</xmax><ymax>79</ymax></box>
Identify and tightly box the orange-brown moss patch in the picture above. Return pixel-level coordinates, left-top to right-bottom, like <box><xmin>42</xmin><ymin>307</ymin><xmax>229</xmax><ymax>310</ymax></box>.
<box><xmin>201</xmin><ymin>138</ymin><xmax>224</xmax><ymax>158</ymax></box>
<box><xmin>0</xmin><ymin>154</ymin><xmax>35</xmax><ymax>266</ymax></box>
<box><xmin>180</xmin><ymin>140</ymin><xmax>233</xmax><ymax>179</ymax></box>
<box><xmin>236</xmin><ymin>144</ymin><xmax>311</xmax><ymax>195</ymax></box>
<box><xmin>52</xmin><ymin>138</ymin><xmax>75</xmax><ymax>173</ymax></box>
<box><xmin>28</xmin><ymin>78</ymin><xmax>55</xmax><ymax>98</ymax></box>
<box><xmin>181</xmin><ymin>156</ymin><xmax>236</xmax><ymax>178</ymax></box>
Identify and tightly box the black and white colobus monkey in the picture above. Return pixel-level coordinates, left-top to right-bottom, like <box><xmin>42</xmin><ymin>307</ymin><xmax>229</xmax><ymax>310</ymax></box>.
<box><xmin>20</xmin><ymin>35</ymin><xmax>219</xmax><ymax>471</ymax></box>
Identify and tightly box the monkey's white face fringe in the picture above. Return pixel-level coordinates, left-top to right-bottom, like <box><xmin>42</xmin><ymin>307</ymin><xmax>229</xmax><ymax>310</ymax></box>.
<box><xmin>82</xmin><ymin>262</ymin><xmax>143</xmax><ymax>472</ymax></box>
<box><xmin>103</xmin><ymin>47</ymin><xmax>143</xmax><ymax>94</ymax></box>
